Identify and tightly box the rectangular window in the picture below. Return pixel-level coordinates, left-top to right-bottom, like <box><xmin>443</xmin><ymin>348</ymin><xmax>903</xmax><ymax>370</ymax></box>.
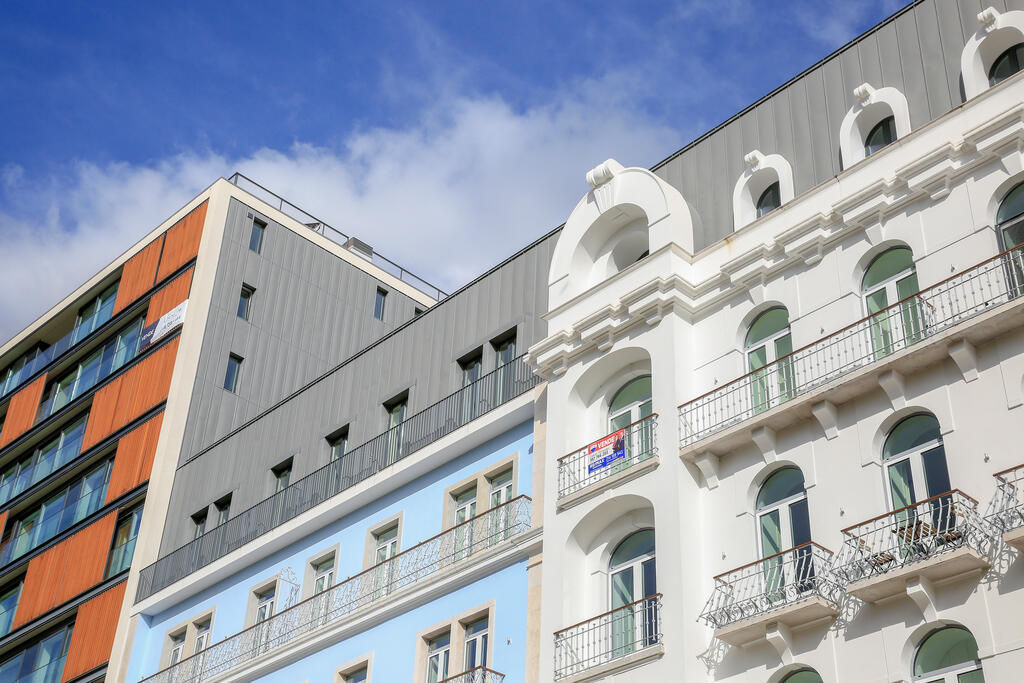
<box><xmin>384</xmin><ymin>395</ymin><xmax>408</xmax><ymax>465</ymax></box>
<box><xmin>255</xmin><ymin>587</ymin><xmax>276</xmax><ymax>622</ymax></box>
<box><xmin>193</xmin><ymin>619</ymin><xmax>211</xmax><ymax>653</ymax></box>
<box><xmin>224</xmin><ymin>354</ymin><xmax>243</xmax><ymax>392</ymax></box>
<box><xmin>192</xmin><ymin>509</ymin><xmax>208</xmax><ymax>540</ymax></box>
<box><xmin>425</xmin><ymin>632</ymin><xmax>451</xmax><ymax>683</ymax></box>
<box><xmin>460</xmin><ymin>353</ymin><xmax>482</xmax><ymax>387</ymax></box>
<box><xmin>373</xmin><ymin>288</ymin><xmax>387</xmax><ymax>321</ymax></box>
<box><xmin>237</xmin><ymin>285</ymin><xmax>255</xmax><ymax>320</ymax></box>
<box><xmin>73</xmin><ymin>281</ymin><xmax>119</xmax><ymax>344</ymax></box>
<box><xmin>0</xmin><ymin>624</ymin><xmax>73</xmax><ymax>680</ymax></box>
<box><xmin>343</xmin><ymin>667</ymin><xmax>368</xmax><ymax>683</ymax></box>
<box><xmin>312</xmin><ymin>556</ymin><xmax>335</xmax><ymax>594</ymax></box>
<box><xmin>0</xmin><ymin>581</ymin><xmax>22</xmax><ymax>638</ymax></box>
<box><xmin>168</xmin><ymin>631</ymin><xmax>186</xmax><ymax>665</ymax></box>
<box><xmin>273</xmin><ymin>460</ymin><xmax>292</xmax><ymax>493</ymax></box>
<box><xmin>463</xmin><ymin>617</ymin><xmax>489</xmax><ymax>669</ymax></box>
<box><xmin>328</xmin><ymin>427</ymin><xmax>349</xmax><ymax>462</ymax></box>
<box><xmin>215</xmin><ymin>495</ymin><xmax>231</xmax><ymax>526</ymax></box>
<box><xmin>105</xmin><ymin>505</ymin><xmax>144</xmax><ymax>578</ymax></box>
<box><xmin>0</xmin><ymin>415</ymin><xmax>87</xmax><ymax>507</ymax></box>
<box><xmin>249</xmin><ymin>218</ymin><xmax>266</xmax><ymax>254</ymax></box>
<box><xmin>414</xmin><ymin>308</ymin><xmax>424</xmax><ymax>317</ymax></box>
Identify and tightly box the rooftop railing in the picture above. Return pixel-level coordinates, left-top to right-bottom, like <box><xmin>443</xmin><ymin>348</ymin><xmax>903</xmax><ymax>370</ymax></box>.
<box><xmin>990</xmin><ymin>464</ymin><xmax>1024</xmax><ymax>533</ymax></box>
<box><xmin>699</xmin><ymin>542</ymin><xmax>841</xmax><ymax>630</ymax></box>
<box><xmin>832</xmin><ymin>490</ymin><xmax>991</xmax><ymax>586</ymax></box>
<box><xmin>136</xmin><ymin>355</ymin><xmax>539</xmax><ymax>602</ymax></box>
<box><xmin>557</xmin><ymin>414</ymin><xmax>658</xmax><ymax>499</ymax></box>
<box><xmin>553</xmin><ymin>594</ymin><xmax>662</xmax><ymax>680</ymax></box>
<box><xmin>227</xmin><ymin>173</ymin><xmax>448</xmax><ymax>301</ymax></box>
<box><xmin>679</xmin><ymin>244</ymin><xmax>1024</xmax><ymax>448</ymax></box>
<box><xmin>438</xmin><ymin>666</ymin><xmax>507</xmax><ymax>683</ymax></box>
<box><xmin>141</xmin><ymin>497</ymin><xmax>532</xmax><ymax>683</ymax></box>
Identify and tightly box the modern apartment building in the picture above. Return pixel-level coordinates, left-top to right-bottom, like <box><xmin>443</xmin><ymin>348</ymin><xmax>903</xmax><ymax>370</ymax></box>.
<box><xmin>6</xmin><ymin>0</ymin><xmax>1024</xmax><ymax>681</ymax></box>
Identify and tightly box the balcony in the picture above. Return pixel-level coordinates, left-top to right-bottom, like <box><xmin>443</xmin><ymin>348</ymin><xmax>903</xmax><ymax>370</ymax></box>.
<box><xmin>833</xmin><ymin>491</ymin><xmax>993</xmax><ymax>603</ymax></box>
<box><xmin>136</xmin><ymin>355</ymin><xmax>539</xmax><ymax>602</ymax></box>
<box><xmin>699</xmin><ymin>543</ymin><xmax>841</xmax><ymax>646</ymax></box>
<box><xmin>557</xmin><ymin>415</ymin><xmax>658</xmax><ymax>508</ymax></box>
<box><xmin>679</xmin><ymin>245</ymin><xmax>1024</xmax><ymax>455</ymax></box>
<box><xmin>438</xmin><ymin>667</ymin><xmax>506</xmax><ymax>683</ymax></box>
<box><xmin>553</xmin><ymin>594</ymin><xmax>663</xmax><ymax>681</ymax></box>
<box><xmin>991</xmin><ymin>464</ymin><xmax>1024</xmax><ymax>552</ymax></box>
<box><xmin>141</xmin><ymin>497</ymin><xmax>532</xmax><ymax>683</ymax></box>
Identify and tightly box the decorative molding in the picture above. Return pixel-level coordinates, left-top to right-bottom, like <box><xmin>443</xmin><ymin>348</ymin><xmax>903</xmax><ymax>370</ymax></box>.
<box><xmin>585</xmin><ymin>159</ymin><xmax>624</xmax><ymax>189</ymax></box>
<box><xmin>751</xmin><ymin>426</ymin><xmax>777</xmax><ymax>463</ymax></box>
<box><xmin>905</xmin><ymin>575</ymin><xmax>937</xmax><ymax>621</ymax></box>
<box><xmin>811</xmin><ymin>400</ymin><xmax>839</xmax><ymax>440</ymax></box>
<box><xmin>947</xmin><ymin>339</ymin><xmax>979</xmax><ymax>382</ymax></box>
<box><xmin>694</xmin><ymin>451</ymin><xmax>720</xmax><ymax>489</ymax></box>
<box><xmin>978</xmin><ymin>7</ymin><xmax>999</xmax><ymax>30</ymax></box>
<box><xmin>877</xmin><ymin>370</ymin><xmax>907</xmax><ymax>410</ymax></box>
<box><xmin>765</xmin><ymin>621</ymin><xmax>794</xmax><ymax>664</ymax></box>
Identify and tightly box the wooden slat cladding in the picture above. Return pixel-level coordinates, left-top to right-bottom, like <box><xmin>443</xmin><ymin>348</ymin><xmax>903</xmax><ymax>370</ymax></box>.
<box><xmin>61</xmin><ymin>580</ymin><xmax>127</xmax><ymax>682</ymax></box>
<box><xmin>112</xmin><ymin>236</ymin><xmax>164</xmax><ymax>315</ymax></box>
<box><xmin>13</xmin><ymin>512</ymin><xmax>117</xmax><ymax>629</ymax></box>
<box><xmin>147</xmin><ymin>267</ymin><xmax>193</xmax><ymax>322</ymax></box>
<box><xmin>156</xmin><ymin>201</ymin><xmax>207</xmax><ymax>282</ymax></box>
<box><xmin>82</xmin><ymin>338</ymin><xmax>179</xmax><ymax>451</ymax></box>
<box><xmin>0</xmin><ymin>375</ymin><xmax>47</xmax><ymax>449</ymax></box>
<box><xmin>106</xmin><ymin>412</ymin><xmax>164</xmax><ymax>504</ymax></box>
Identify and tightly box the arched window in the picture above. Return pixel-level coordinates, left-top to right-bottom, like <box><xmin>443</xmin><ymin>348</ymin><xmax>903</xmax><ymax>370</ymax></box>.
<box><xmin>756</xmin><ymin>468</ymin><xmax>810</xmax><ymax>559</ymax></box>
<box><xmin>756</xmin><ymin>182</ymin><xmax>781</xmax><ymax>218</ymax></box>
<box><xmin>781</xmin><ymin>669</ymin><xmax>825</xmax><ymax>683</ymax></box>
<box><xmin>913</xmin><ymin>626</ymin><xmax>985</xmax><ymax>681</ymax></box>
<box><xmin>745</xmin><ymin>307</ymin><xmax>794</xmax><ymax>412</ymax></box>
<box><xmin>997</xmin><ymin>181</ymin><xmax>1024</xmax><ymax>250</ymax></box>
<box><xmin>865</xmin><ymin>116</ymin><xmax>897</xmax><ymax>156</ymax></box>
<box><xmin>883</xmin><ymin>414</ymin><xmax>950</xmax><ymax>512</ymax></box>
<box><xmin>989</xmin><ymin>43</ymin><xmax>1024</xmax><ymax>86</ymax></box>
<box><xmin>862</xmin><ymin>247</ymin><xmax>923</xmax><ymax>357</ymax></box>
<box><xmin>608</xmin><ymin>376</ymin><xmax>654</xmax><ymax>467</ymax></box>
<box><xmin>609</xmin><ymin>529</ymin><xmax>657</xmax><ymax>655</ymax></box>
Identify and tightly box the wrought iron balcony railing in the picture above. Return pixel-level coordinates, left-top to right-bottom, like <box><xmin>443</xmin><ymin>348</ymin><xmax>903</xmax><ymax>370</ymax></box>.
<box><xmin>679</xmin><ymin>244</ymin><xmax>1024</xmax><ymax>447</ymax></box>
<box><xmin>438</xmin><ymin>667</ymin><xmax>507</xmax><ymax>683</ymax></box>
<box><xmin>136</xmin><ymin>355</ymin><xmax>539</xmax><ymax>602</ymax></box>
<box><xmin>699</xmin><ymin>542</ymin><xmax>841</xmax><ymax>629</ymax></box>
<box><xmin>832</xmin><ymin>490</ymin><xmax>992</xmax><ymax>586</ymax></box>
<box><xmin>141</xmin><ymin>497</ymin><xmax>532</xmax><ymax>683</ymax></box>
<box><xmin>557</xmin><ymin>414</ymin><xmax>658</xmax><ymax>499</ymax></box>
<box><xmin>553</xmin><ymin>594</ymin><xmax>662</xmax><ymax>680</ymax></box>
<box><xmin>990</xmin><ymin>464</ymin><xmax>1024</xmax><ymax>533</ymax></box>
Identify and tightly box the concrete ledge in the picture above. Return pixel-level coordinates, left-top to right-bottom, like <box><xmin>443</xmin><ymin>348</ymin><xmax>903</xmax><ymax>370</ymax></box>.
<box><xmin>846</xmin><ymin>546</ymin><xmax>989</xmax><ymax>603</ymax></box>
<box><xmin>713</xmin><ymin>595</ymin><xmax>839</xmax><ymax>647</ymax></box>
<box><xmin>556</xmin><ymin>456</ymin><xmax>660</xmax><ymax>511</ymax></box>
<box><xmin>560</xmin><ymin>642</ymin><xmax>664</xmax><ymax>683</ymax></box>
<box><xmin>1003</xmin><ymin>526</ymin><xmax>1024</xmax><ymax>553</ymax></box>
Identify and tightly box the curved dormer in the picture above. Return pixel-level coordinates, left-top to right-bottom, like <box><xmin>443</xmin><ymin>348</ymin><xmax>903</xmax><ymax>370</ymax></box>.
<box><xmin>962</xmin><ymin>7</ymin><xmax>1024</xmax><ymax>99</ymax></box>
<box><xmin>547</xmin><ymin>159</ymin><xmax>700</xmax><ymax>311</ymax></box>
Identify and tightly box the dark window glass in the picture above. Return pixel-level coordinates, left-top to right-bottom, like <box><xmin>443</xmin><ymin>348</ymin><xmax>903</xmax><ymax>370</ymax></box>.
<box><xmin>273</xmin><ymin>461</ymin><xmax>292</xmax><ymax>492</ymax></box>
<box><xmin>224</xmin><ymin>354</ymin><xmax>242</xmax><ymax>392</ymax></box>
<box><xmin>105</xmin><ymin>505</ymin><xmax>144</xmax><ymax>578</ymax></box>
<box><xmin>864</xmin><ymin>116</ymin><xmax>897</xmax><ymax>156</ymax></box>
<box><xmin>374</xmin><ymin>288</ymin><xmax>387</xmax><ymax>321</ymax></box>
<box><xmin>237</xmin><ymin>285</ymin><xmax>255</xmax><ymax>320</ymax></box>
<box><xmin>756</xmin><ymin>182</ymin><xmax>781</xmax><ymax>218</ymax></box>
<box><xmin>192</xmin><ymin>509</ymin><xmax>207</xmax><ymax>539</ymax></box>
<box><xmin>0</xmin><ymin>581</ymin><xmax>22</xmax><ymax>637</ymax></box>
<box><xmin>989</xmin><ymin>43</ymin><xmax>1024</xmax><ymax>86</ymax></box>
<box><xmin>249</xmin><ymin>219</ymin><xmax>266</xmax><ymax>253</ymax></box>
<box><xmin>328</xmin><ymin>428</ymin><xmax>348</xmax><ymax>461</ymax></box>
<box><xmin>215</xmin><ymin>495</ymin><xmax>231</xmax><ymax>525</ymax></box>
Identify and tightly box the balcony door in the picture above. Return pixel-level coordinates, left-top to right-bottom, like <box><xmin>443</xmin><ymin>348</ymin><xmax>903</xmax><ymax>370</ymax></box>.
<box><xmin>453</xmin><ymin>488</ymin><xmax>476</xmax><ymax>560</ymax></box>
<box><xmin>756</xmin><ymin>467</ymin><xmax>811</xmax><ymax>600</ymax></box>
<box><xmin>862</xmin><ymin>247</ymin><xmax>923</xmax><ymax>357</ymax></box>
<box><xmin>997</xmin><ymin>181</ymin><xmax>1024</xmax><ymax>296</ymax></box>
<box><xmin>608</xmin><ymin>529</ymin><xmax>656</xmax><ymax>659</ymax></box>
<box><xmin>745</xmin><ymin>308</ymin><xmax>794</xmax><ymax>413</ymax></box>
<box><xmin>883</xmin><ymin>414</ymin><xmax>952</xmax><ymax>545</ymax></box>
<box><xmin>914</xmin><ymin>625</ymin><xmax>985</xmax><ymax>682</ymax></box>
<box><xmin>608</xmin><ymin>376</ymin><xmax>652</xmax><ymax>469</ymax></box>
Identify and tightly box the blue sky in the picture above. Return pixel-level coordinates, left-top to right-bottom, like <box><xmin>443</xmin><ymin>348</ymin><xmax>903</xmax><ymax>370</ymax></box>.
<box><xmin>0</xmin><ymin>0</ymin><xmax>904</xmax><ymax>340</ymax></box>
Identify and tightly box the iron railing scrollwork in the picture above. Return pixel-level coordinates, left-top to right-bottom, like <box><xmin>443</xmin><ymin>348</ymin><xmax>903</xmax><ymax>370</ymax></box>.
<box><xmin>141</xmin><ymin>497</ymin><xmax>531</xmax><ymax>683</ymax></box>
<box><xmin>437</xmin><ymin>666</ymin><xmax>506</xmax><ymax>683</ymax></box>
<box><xmin>699</xmin><ymin>542</ymin><xmax>841</xmax><ymax>629</ymax></box>
<box><xmin>553</xmin><ymin>594</ymin><xmax>662</xmax><ymax>680</ymax></box>
<box><xmin>990</xmin><ymin>464</ymin><xmax>1024</xmax><ymax>533</ymax></box>
<box><xmin>557</xmin><ymin>415</ymin><xmax>658</xmax><ymax>499</ymax></box>
<box><xmin>136</xmin><ymin>355</ymin><xmax>538</xmax><ymax>602</ymax></box>
<box><xmin>679</xmin><ymin>244</ymin><xmax>1024</xmax><ymax>447</ymax></box>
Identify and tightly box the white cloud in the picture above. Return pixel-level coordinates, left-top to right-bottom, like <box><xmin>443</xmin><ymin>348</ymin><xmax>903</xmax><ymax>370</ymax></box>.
<box><xmin>0</xmin><ymin>77</ymin><xmax>681</xmax><ymax>342</ymax></box>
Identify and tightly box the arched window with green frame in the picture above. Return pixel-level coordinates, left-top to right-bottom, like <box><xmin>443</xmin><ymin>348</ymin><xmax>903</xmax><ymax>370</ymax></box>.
<box><xmin>745</xmin><ymin>307</ymin><xmax>794</xmax><ymax>413</ymax></box>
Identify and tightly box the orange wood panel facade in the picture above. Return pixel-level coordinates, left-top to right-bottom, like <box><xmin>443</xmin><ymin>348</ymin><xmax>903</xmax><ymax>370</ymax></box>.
<box><xmin>156</xmin><ymin>200</ymin><xmax>207</xmax><ymax>282</ymax></box>
<box><xmin>12</xmin><ymin>512</ymin><xmax>116</xmax><ymax>629</ymax></box>
<box><xmin>105</xmin><ymin>412</ymin><xmax>164</xmax><ymax>504</ymax></box>
<box><xmin>112</xmin><ymin>236</ymin><xmax>164</xmax><ymax>316</ymax></box>
<box><xmin>82</xmin><ymin>337</ymin><xmax>180</xmax><ymax>451</ymax></box>
<box><xmin>0</xmin><ymin>375</ymin><xmax>47</xmax><ymax>449</ymax></box>
<box><xmin>147</xmin><ymin>267</ymin><xmax>193</xmax><ymax>322</ymax></box>
<box><xmin>61</xmin><ymin>580</ymin><xmax>127</xmax><ymax>682</ymax></box>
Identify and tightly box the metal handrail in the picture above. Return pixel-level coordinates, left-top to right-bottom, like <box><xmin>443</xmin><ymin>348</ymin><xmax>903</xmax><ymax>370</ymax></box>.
<box><xmin>437</xmin><ymin>666</ymin><xmax>507</xmax><ymax>683</ymax></box>
<box><xmin>557</xmin><ymin>415</ymin><xmax>658</xmax><ymax>499</ymax></box>
<box><xmin>832</xmin><ymin>490</ymin><xmax>994</xmax><ymax>586</ymax></box>
<box><xmin>227</xmin><ymin>173</ymin><xmax>448</xmax><ymax>301</ymax></box>
<box><xmin>990</xmin><ymin>463</ymin><xmax>1024</xmax><ymax>532</ymax></box>
<box><xmin>136</xmin><ymin>355</ymin><xmax>540</xmax><ymax>602</ymax></box>
<box><xmin>140</xmin><ymin>497</ymin><xmax>532</xmax><ymax>683</ymax></box>
<box><xmin>699</xmin><ymin>542</ymin><xmax>841</xmax><ymax>629</ymax></box>
<box><xmin>553</xmin><ymin>593</ymin><xmax>663</xmax><ymax>680</ymax></box>
<box><xmin>678</xmin><ymin>243</ymin><xmax>1024</xmax><ymax>447</ymax></box>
